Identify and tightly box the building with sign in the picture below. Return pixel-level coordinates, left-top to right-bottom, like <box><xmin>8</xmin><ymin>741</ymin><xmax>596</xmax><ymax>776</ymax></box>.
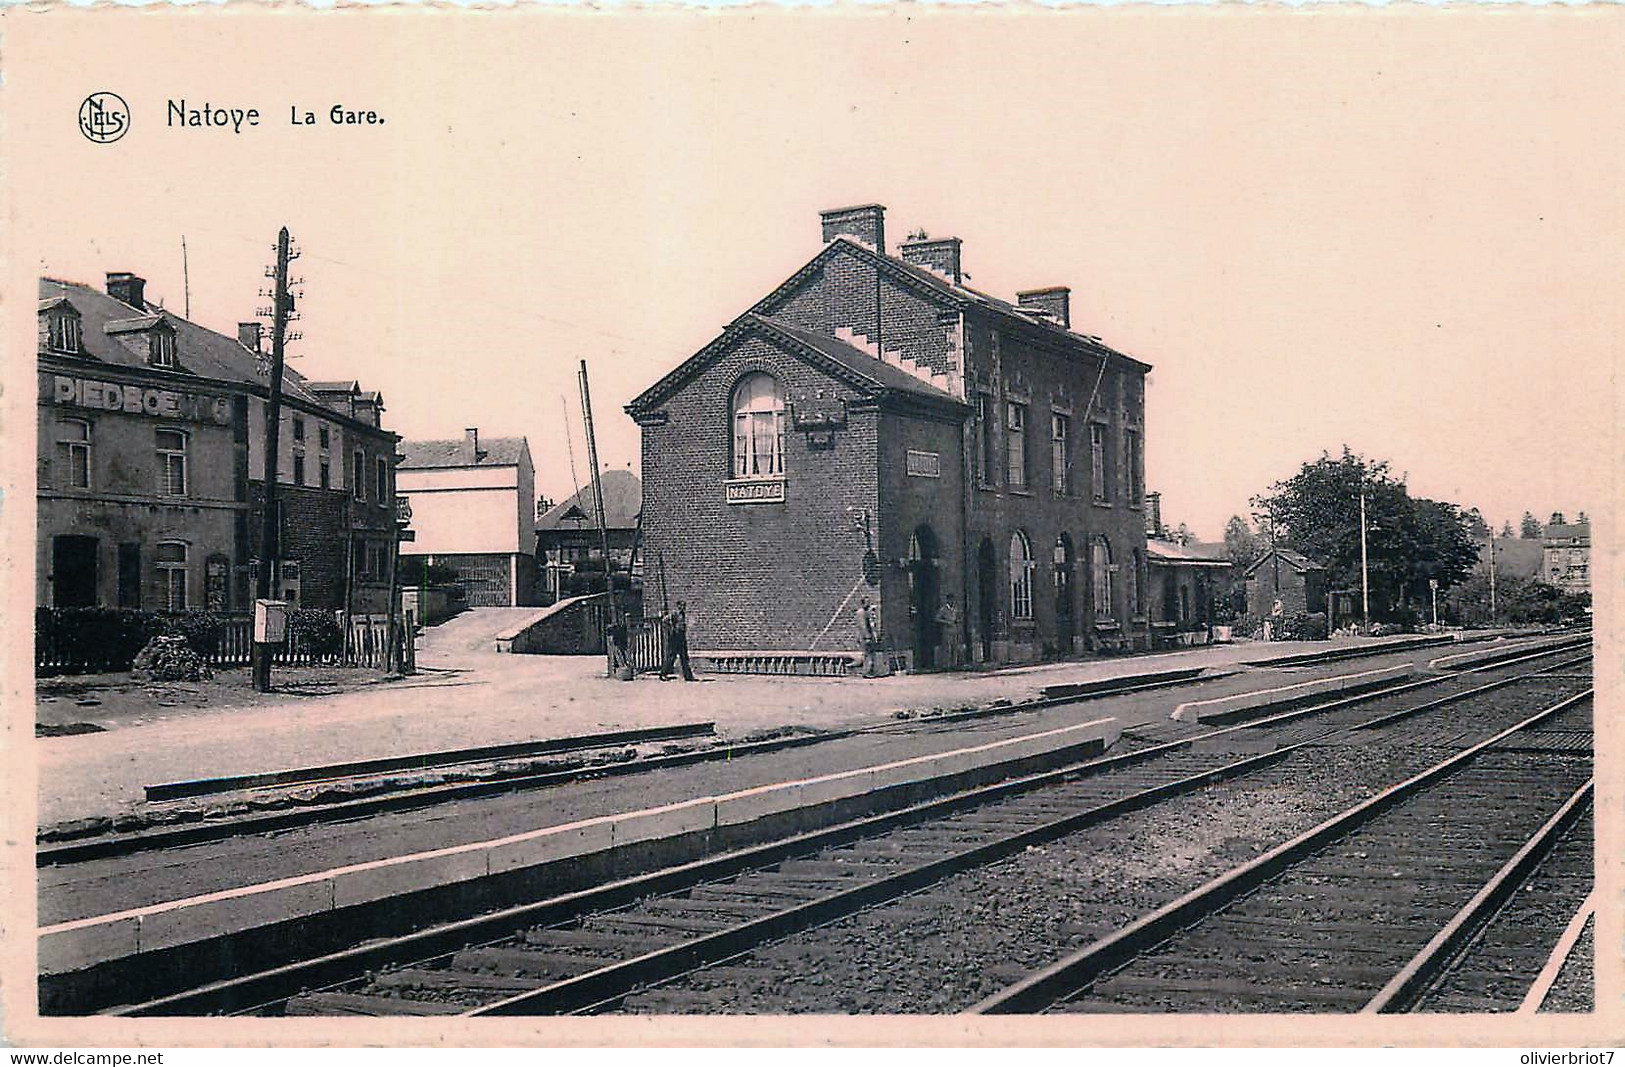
<box><xmin>627</xmin><ymin>204</ymin><xmax>1154</xmax><ymax>668</ymax></box>
<box><xmin>397</xmin><ymin>429</ymin><xmax>537</xmax><ymax>607</ymax></box>
<box><xmin>36</xmin><ymin>273</ymin><xmax>399</xmax><ymax>615</ymax></box>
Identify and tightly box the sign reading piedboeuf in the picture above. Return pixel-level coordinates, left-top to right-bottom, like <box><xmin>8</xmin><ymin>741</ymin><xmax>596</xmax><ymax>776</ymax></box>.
<box><xmin>50</xmin><ymin>375</ymin><xmax>232</xmax><ymax>425</ymax></box>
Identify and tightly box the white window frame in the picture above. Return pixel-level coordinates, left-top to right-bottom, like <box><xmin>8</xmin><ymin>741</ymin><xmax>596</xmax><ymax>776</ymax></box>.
<box><xmin>1092</xmin><ymin>536</ymin><xmax>1114</xmax><ymax>620</ymax></box>
<box><xmin>48</xmin><ymin>312</ymin><xmax>82</xmax><ymax>353</ymax></box>
<box><xmin>59</xmin><ymin>417</ymin><xmax>92</xmax><ymax>490</ymax></box>
<box><xmin>155</xmin><ymin>428</ymin><xmax>188</xmax><ymax>496</ymax></box>
<box><xmin>731</xmin><ymin>373</ymin><xmax>786</xmax><ymax>479</ymax></box>
<box><xmin>151</xmin><ymin>329</ymin><xmax>178</xmax><ymax>369</ymax></box>
<box><xmin>156</xmin><ymin>540</ymin><xmax>188</xmax><ymax>611</ymax></box>
<box><xmin>1051</xmin><ymin>413</ymin><xmax>1070</xmax><ymax>495</ymax></box>
<box><xmin>1090</xmin><ymin>422</ymin><xmax>1109</xmax><ymax>503</ymax></box>
<box><xmin>1009</xmin><ymin>530</ymin><xmax>1035</xmax><ymax>621</ymax></box>
<box><xmin>1005</xmin><ymin>402</ymin><xmax>1027</xmax><ymax>489</ymax></box>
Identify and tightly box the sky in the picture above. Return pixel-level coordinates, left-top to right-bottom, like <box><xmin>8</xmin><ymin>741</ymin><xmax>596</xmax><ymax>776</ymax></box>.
<box><xmin>9</xmin><ymin>10</ymin><xmax>1620</xmax><ymax>541</ymax></box>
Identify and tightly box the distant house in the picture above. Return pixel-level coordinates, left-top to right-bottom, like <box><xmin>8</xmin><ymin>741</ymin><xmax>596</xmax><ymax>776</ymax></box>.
<box><xmin>1541</xmin><ymin>523</ymin><xmax>1590</xmax><ymax>594</ymax></box>
<box><xmin>397</xmin><ymin>428</ymin><xmax>536</xmax><ymax>607</ymax></box>
<box><xmin>1244</xmin><ymin>548</ymin><xmax>1328</xmax><ymax>619</ymax></box>
<box><xmin>534</xmin><ymin>469</ymin><xmax>641</xmax><ymax>605</ymax></box>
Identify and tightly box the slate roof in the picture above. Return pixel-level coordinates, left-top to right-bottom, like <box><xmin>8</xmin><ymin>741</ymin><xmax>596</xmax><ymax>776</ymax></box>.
<box><xmin>536</xmin><ymin>469</ymin><xmax>641</xmax><ymax>532</ymax></box>
<box><xmin>1146</xmin><ymin>539</ymin><xmax>1233</xmax><ymax>567</ymax></box>
<box><xmin>398</xmin><ymin>435</ymin><xmax>529</xmax><ymax>470</ymax></box>
<box><xmin>38</xmin><ymin>277</ymin><xmax>329</xmax><ymax>407</ymax></box>
<box><xmin>627</xmin><ymin>312</ymin><xmax>965</xmax><ymax>416</ymax></box>
<box><xmin>1544</xmin><ymin>523</ymin><xmax>1590</xmax><ymax>543</ymax></box>
<box><xmin>1243</xmin><ymin>547</ymin><xmax>1327</xmax><ymax>577</ymax></box>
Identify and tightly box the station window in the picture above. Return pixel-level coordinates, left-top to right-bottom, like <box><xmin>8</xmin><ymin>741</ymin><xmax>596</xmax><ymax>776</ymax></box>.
<box><xmin>319</xmin><ymin>458</ymin><xmax>331</xmax><ymax>490</ymax></box>
<box><xmin>58</xmin><ymin>418</ymin><xmax>91</xmax><ymax>489</ymax></box>
<box><xmin>1126</xmin><ymin>428</ymin><xmax>1143</xmax><ymax>508</ymax></box>
<box><xmin>292</xmin><ymin>451</ymin><xmax>306</xmax><ymax>486</ymax></box>
<box><xmin>156</xmin><ymin>541</ymin><xmax>188</xmax><ymax>611</ymax></box>
<box><xmin>319</xmin><ymin>426</ymin><xmax>330</xmax><ymax>451</ymax></box>
<box><xmin>376</xmin><ymin>456</ymin><xmax>389</xmax><ymax>505</ymax></box>
<box><xmin>974</xmin><ymin>394</ymin><xmax>996</xmax><ymax>487</ymax></box>
<box><xmin>293</xmin><ymin>416</ymin><xmax>305</xmax><ymax>442</ymax></box>
<box><xmin>155</xmin><ymin>429</ymin><xmax>188</xmax><ymax>496</ymax></box>
<box><xmin>1092</xmin><ymin>537</ymin><xmax>1113</xmax><ymax>619</ymax></box>
<box><xmin>731</xmin><ymin>373</ymin><xmax>785</xmax><ymax>478</ymax></box>
<box><xmin>353</xmin><ymin>448</ymin><xmax>367</xmax><ymax>501</ymax></box>
<box><xmin>1090</xmin><ymin>423</ymin><xmax>1109</xmax><ymax>503</ymax></box>
<box><xmin>1005</xmin><ymin>402</ymin><xmax>1028</xmax><ymax>489</ymax></box>
<box><xmin>1051</xmin><ymin>413</ymin><xmax>1070</xmax><ymax>495</ymax></box>
<box><xmin>1009</xmin><ymin>530</ymin><xmax>1034</xmax><ymax>621</ymax></box>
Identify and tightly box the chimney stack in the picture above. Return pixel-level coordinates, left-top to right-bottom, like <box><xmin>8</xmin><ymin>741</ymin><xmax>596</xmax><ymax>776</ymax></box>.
<box><xmin>900</xmin><ymin>236</ymin><xmax>963</xmax><ymax>285</ymax></box>
<box><xmin>106</xmin><ymin>272</ymin><xmax>147</xmax><ymax>310</ymax></box>
<box><xmin>819</xmin><ymin>204</ymin><xmax>886</xmax><ymax>253</ymax></box>
<box><xmin>238</xmin><ymin>322</ymin><xmax>263</xmax><ymax>354</ymax></box>
<box><xmin>465</xmin><ymin>427</ymin><xmax>481</xmax><ymax>459</ymax></box>
<box><xmin>1146</xmin><ymin>491</ymin><xmax>1164</xmax><ymax>539</ymax></box>
<box><xmin>1017</xmin><ymin>287</ymin><xmax>1071</xmax><ymax>329</ymax></box>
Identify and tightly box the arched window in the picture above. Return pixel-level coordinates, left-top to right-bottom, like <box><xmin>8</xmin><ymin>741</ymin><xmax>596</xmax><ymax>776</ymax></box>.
<box><xmin>1009</xmin><ymin>530</ymin><xmax>1034</xmax><ymax>621</ymax></box>
<box><xmin>1092</xmin><ymin>536</ymin><xmax>1113</xmax><ymax>620</ymax></box>
<box><xmin>732</xmin><ymin>373</ymin><xmax>785</xmax><ymax>478</ymax></box>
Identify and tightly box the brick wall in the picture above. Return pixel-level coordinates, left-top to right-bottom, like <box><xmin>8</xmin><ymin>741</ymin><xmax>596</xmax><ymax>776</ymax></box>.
<box><xmin>639</xmin><ymin>332</ymin><xmax>882</xmax><ymax>651</ymax></box>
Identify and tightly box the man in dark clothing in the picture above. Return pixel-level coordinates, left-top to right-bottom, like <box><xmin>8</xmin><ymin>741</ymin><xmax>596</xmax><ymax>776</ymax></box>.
<box><xmin>659</xmin><ymin>601</ymin><xmax>696</xmax><ymax>681</ymax></box>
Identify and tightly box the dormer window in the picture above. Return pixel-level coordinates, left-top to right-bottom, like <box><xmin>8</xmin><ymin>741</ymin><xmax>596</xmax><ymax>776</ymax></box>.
<box><xmin>40</xmin><ymin>299</ymin><xmax>83</xmax><ymax>354</ymax></box>
<box><xmin>151</xmin><ymin>327</ymin><xmax>178</xmax><ymax>369</ymax></box>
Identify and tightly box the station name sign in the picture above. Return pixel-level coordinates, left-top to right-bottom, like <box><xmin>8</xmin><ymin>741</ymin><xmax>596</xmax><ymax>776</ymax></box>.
<box><xmin>725</xmin><ymin>478</ymin><xmax>786</xmax><ymax>505</ymax></box>
<box><xmin>906</xmin><ymin>450</ymin><xmax>941</xmax><ymax>478</ymax></box>
<box><xmin>51</xmin><ymin>375</ymin><xmax>232</xmax><ymax>425</ymax></box>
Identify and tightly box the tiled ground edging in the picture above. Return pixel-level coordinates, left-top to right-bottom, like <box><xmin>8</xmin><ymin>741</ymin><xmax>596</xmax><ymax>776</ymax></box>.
<box><xmin>1171</xmin><ymin>665</ymin><xmax>1414</xmax><ymax>724</ymax></box>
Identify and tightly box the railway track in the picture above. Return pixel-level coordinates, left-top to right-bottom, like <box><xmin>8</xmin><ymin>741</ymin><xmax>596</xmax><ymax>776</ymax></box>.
<box><xmin>972</xmin><ymin>692</ymin><xmax>1593</xmax><ymax>1015</ymax></box>
<box><xmin>98</xmin><ymin>647</ymin><xmax>1590</xmax><ymax>1017</ymax></box>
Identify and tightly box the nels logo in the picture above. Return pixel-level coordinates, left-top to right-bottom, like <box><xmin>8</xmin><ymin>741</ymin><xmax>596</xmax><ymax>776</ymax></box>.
<box><xmin>79</xmin><ymin>92</ymin><xmax>130</xmax><ymax>144</ymax></box>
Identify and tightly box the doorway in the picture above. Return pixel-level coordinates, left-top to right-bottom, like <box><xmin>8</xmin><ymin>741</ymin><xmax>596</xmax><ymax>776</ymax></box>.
<box><xmin>52</xmin><ymin>535</ymin><xmax>99</xmax><ymax>608</ymax></box>
<box><xmin>976</xmin><ymin>537</ymin><xmax>997</xmax><ymax>662</ymax></box>
<box><xmin>907</xmin><ymin>525</ymin><xmax>939</xmax><ymax>670</ymax></box>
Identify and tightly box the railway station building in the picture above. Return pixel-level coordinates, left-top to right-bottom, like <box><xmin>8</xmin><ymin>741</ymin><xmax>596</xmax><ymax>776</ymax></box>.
<box><xmin>37</xmin><ymin>273</ymin><xmax>400</xmax><ymax>616</ymax></box>
<box><xmin>628</xmin><ymin>204</ymin><xmax>1155</xmax><ymax>668</ymax></box>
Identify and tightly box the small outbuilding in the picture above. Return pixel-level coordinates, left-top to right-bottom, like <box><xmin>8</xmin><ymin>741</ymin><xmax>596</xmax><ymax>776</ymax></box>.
<box><xmin>1243</xmin><ymin>548</ymin><xmax>1328</xmax><ymax>619</ymax></box>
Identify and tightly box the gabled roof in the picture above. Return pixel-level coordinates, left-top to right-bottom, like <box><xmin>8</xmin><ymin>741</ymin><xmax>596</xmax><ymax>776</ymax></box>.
<box><xmin>536</xmin><ymin>469</ymin><xmax>641</xmax><ymax>532</ymax></box>
<box><xmin>627</xmin><ymin>312</ymin><xmax>964</xmax><ymax>417</ymax></box>
<box><xmin>399</xmin><ymin>435</ymin><xmax>529</xmax><ymax>470</ymax></box>
<box><xmin>39</xmin><ymin>295</ymin><xmax>76</xmax><ymax>313</ymax></box>
<box><xmin>1243</xmin><ymin>547</ymin><xmax>1327</xmax><ymax>577</ymax></box>
<box><xmin>752</xmin><ymin>236</ymin><xmax>1153</xmax><ymax>373</ymax></box>
<box><xmin>38</xmin><ymin>277</ymin><xmax>329</xmax><ymax>407</ymax></box>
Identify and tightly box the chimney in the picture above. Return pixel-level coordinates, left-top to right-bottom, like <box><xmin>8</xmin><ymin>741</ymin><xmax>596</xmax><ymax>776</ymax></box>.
<box><xmin>106</xmin><ymin>272</ymin><xmax>147</xmax><ymax>310</ymax></box>
<box><xmin>819</xmin><ymin>204</ymin><xmax>886</xmax><ymax>253</ymax></box>
<box><xmin>1146</xmin><ymin>491</ymin><xmax>1164</xmax><ymax>539</ymax></box>
<box><xmin>238</xmin><ymin>322</ymin><xmax>263</xmax><ymax>354</ymax></box>
<box><xmin>465</xmin><ymin>427</ymin><xmax>481</xmax><ymax>459</ymax></box>
<box><xmin>1017</xmin><ymin>286</ymin><xmax>1071</xmax><ymax>329</ymax></box>
<box><xmin>900</xmin><ymin>236</ymin><xmax>963</xmax><ymax>285</ymax></box>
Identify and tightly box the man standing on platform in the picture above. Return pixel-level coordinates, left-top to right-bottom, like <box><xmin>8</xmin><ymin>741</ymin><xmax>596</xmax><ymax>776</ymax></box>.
<box><xmin>659</xmin><ymin>601</ymin><xmax>696</xmax><ymax>681</ymax></box>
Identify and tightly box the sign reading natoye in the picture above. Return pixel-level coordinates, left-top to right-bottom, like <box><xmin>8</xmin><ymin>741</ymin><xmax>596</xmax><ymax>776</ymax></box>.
<box><xmin>49</xmin><ymin>374</ymin><xmax>233</xmax><ymax>425</ymax></box>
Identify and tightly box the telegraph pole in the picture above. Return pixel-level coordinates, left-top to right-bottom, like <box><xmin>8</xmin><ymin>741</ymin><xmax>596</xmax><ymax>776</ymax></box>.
<box><xmin>1359</xmin><ymin>479</ymin><xmax>1371</xmax><ymax>633</ymax></box>
<box><xmin>578</xmin><ymin>360</ymin><xmax>618</xmax><ymax>676</ymax></box>
<box><xmin>1488</xmin><ymin>534</ymin><xmax>1499</xmax><ymax>621</ymax></box>
<box><xmin>252</xmin><ymin>228</ymin><xmax>294</xmax><ymax>692</ymax></box>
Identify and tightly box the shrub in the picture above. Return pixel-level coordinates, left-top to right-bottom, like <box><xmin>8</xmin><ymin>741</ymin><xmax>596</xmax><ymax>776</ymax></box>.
<box><xmin>1231</xmin><ymin>612</ymin><xmax>1261</xmax><ymax>639</ymax></box>
<box><xmin>1299</xmin><ymin>612</ymin><xmax>1330</xmax><ymax>640</ymax></box>
<box><xmin>37</xmin><ymin>607</ymin><xmax>165</xmax><ymax>673</ymax></box>
<box><xmin>289</xmin><ymin>609</ymin><xmax>344</xmax><ymax>659</ymax></box>
<box><xmin>159</xmin><ymin>611</ymin><xmax>224</xmax><ymax>657</ymax></box>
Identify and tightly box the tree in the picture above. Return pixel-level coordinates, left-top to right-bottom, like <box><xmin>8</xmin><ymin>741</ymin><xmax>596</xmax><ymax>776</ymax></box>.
<box><xmin>1251</xmin><ymin>447</ymin><xmax>1481</xmax><ymax>622</ymax></box>
<box><xmin>1576</xmin><ymin>511</ymin><xmax>1590</xmax><ymax>525</ymax></box>
<box><xmin>1549</xmin><ymin>511</ymin><xmax>1567</xmax><ymax>527</ymax></box>
<box><xmin>1499</xmin><ymin>520</ymin><xmax>1515</xmax><ymax>539</ymax></box>
<box><xmin>1222</xmin><ymin>515</ymin><xmax>1264</xmax><ymax>569</ymax></box>
<box><xmin>1462</xmin><ymin>508</ymin><xmax>1490</xmax><ymax>540</ymax></box>
<box><xmin>1520</xmin><ymin>512</ymin><xmax>1543</xmax><ymax>539</ymax></box>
